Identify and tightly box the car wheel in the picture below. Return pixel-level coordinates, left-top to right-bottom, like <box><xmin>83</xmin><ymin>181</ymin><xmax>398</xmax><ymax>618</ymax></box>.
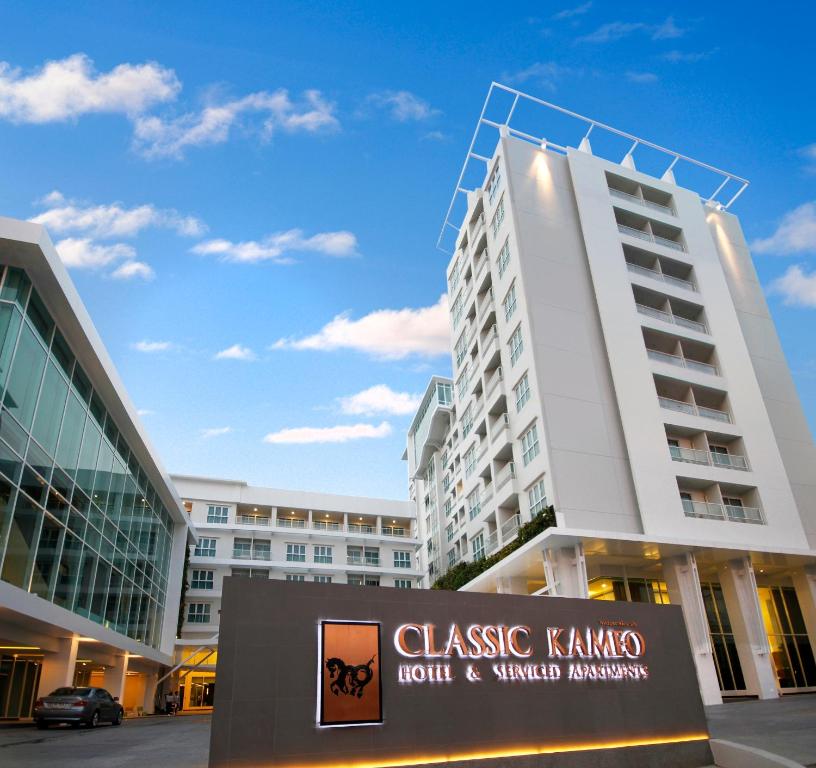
<box><xmin>112</xmin><ymin>710</ymin><xmax>122</xmax><ymax>726</ymax></box>
<box><xmin>89</xmin><ymin>710</ymin><xmax>100</xmax><ymax>728</ymax></box>
<box><xmin>35</xmin><ymin>719</ymin><xmax>48</xmax><ymax>730</ymax></box>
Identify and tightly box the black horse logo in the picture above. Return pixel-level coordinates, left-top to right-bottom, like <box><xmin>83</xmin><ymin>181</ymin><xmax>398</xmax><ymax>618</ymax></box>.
<box><xmin>325</xmin><ymin>656</ymin><xmax>376</xmax><ymax>698</ymax></box>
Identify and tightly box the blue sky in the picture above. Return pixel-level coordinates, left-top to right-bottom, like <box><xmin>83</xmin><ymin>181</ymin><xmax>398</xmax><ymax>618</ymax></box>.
<box><xmin>0</xmin><ymin>1</ymin><xmax>814</xmax><ymax>500</ymax></box>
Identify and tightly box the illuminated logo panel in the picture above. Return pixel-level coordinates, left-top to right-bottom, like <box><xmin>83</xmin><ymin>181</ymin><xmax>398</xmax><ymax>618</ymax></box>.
<box><xmin>319</xmin><ymin>620</ymin><xmax>382</xmax><ymax>726</ymax></box>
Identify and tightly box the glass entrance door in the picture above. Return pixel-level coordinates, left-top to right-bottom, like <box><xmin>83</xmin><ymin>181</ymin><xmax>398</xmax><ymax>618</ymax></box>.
<box><xmin>700</xmin><ymin>582</ymin><xmax>746</xmax><ymax>693</ymax></box>
<box><xmin>0</xmin><ymin>655</ymin><xmax>42</xmax><ymax>718</ymax></box>
<box><xmin>758</xmin><ymin>586</ymin><xmax>816</xmax><ymax>690</ymax></box>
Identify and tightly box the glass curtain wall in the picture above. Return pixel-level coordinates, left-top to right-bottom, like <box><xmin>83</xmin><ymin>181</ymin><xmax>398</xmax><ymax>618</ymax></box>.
<box><xmin>700</xmin><ymin>581</ymin><xmax>746</xmax><ymax>693</ymax></box>
<box><xmin>0</xmin><ymin>266</ymin><xmax>174</xmax><ymax>649</ymax></box>
<box><xmin>758</xmin><ymin>586</ymin><xmax>816</xmax><ymax>689</ymax></box>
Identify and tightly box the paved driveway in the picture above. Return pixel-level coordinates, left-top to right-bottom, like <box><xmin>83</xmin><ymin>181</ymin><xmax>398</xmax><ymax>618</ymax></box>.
<box><xmin>0</xmin><ymin>714</ymin><xmax>211</xmax><ymax>768</ymax></box>
<box><xmin>707</xmin><ymin>697</ymin><xmax>816</xmax><ymax>767</ymax></box>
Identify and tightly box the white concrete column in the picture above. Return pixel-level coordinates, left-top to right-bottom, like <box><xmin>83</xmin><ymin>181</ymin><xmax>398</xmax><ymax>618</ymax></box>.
<box><xmin>542</xmin><ymin>545</ymin><xmax>588</xmax><ymax>598</ymax></box>
<box><xmin>307</xmin><ymin>509</ymin><xmax>313</xmax><ymax>527</ymax></box>
<box><xmin>37</xmin><ymin>635</ymin><xmax>79</xmax><ymax>697</ymax></box>
<box><xmin>159</xmin><ymin>522</ymin><xmax>189</xmax><ymax>657</ymax></box>
<box><xmin>791</xmin><ymin>566</ymin><xmax>816</xmax><ymax>662</ymax></box>
<box><xmin>663</xmin><ymin>554</ymin><xmax>722</xmax><ymax>706</ymax></box>
<box><xmin>103</xmin><ymin>653</ymin><xmax>129</xmax><ymax>701</ymax></box>
<box><xmin>376</xmin><ymin>516</ymin><xmax>382</xmax><ymax>535</ymax></box>
<box><xmin>719</xmin><ymin>557</ymin><xmax>779</xmax><ymax>700</ymax></box>
<box><xmin>142</xmin><ymin>669</ymin><xmax>158</xmax><ymax>714</ymax></box>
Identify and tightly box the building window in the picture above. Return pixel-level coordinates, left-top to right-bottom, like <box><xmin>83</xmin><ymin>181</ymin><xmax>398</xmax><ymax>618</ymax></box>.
<box><xmin>194</xmin><ymin>538</ymin><xmax>216</xmax><ymax>557</ymax></box>
<box><xmin>394</xmin><ymin>551</ymin><xmax>412</xmax><ymax>569</ymax></box>
<box><xmin>472</xmin><ymin>533</ymin><xmax>485</xmax><ymax>561</ymax></box>
<box><xmin>286</xmin><ymin>543</ymin><xmax>306</xmax><ymax>562</ymax></box>
<box><xmin>187</xmin><ymin>603</ymin><xmax>210</xmax><ymax>624</ymax></box>
<box><xmin>521</xmin><ymin>423</ymin><xmax>540</xmax><ymax>465</ymax></box>
<box><xmin>190</xmin><ymin>570</ymin><xmax>214</xmax><ymax>590</ymax></box>
<box><xmin>509</xmin><ymin>325</ymin><xmax>523</xmax><ymax>366</ymax></box>
<box><xmin>461</xmin><ymin>405</ymin><xmax>474</xmax><ymax>438</ymax></box>
<box><xmin>364</xmin><ymin>547</ymin><xmax>380</xmax><ymax>566</ymax></box>
<box><xmin>233</xmin><ymin>538</ymin><xmax>252</xmax><ymax>558</ymax></box>
<box><xmin>314</xmin><ymin>545</ymin><xmax>332</xmax><ymax>564</ymax></box>
<box><xmin>231</xmin><ymin>567</ymin><xmax>267</xmax><ymax>578</ymax></box>
<box><xmin>446</xmin><ymin>522</ymin><xmax>455</xmax><ymax>542</ymax></box>
<box><xmin>314</xmin><ymin>575</ymin><xmax>332</xmax><ymax>584</ymax></box>
<box><xmin>497</xmin><ymin>238</ymin><xmax>511</xmax><ymax>278</ymax></box>
<box><xmin>490</xmin><ymin>195</ymin><xmax>505</xmax><ymax>238</ymax></box>
<box><xmin>447</xmin><ymin>549</ymin><xmax>457</xmax><ymax>567</ymax></box>
<box><xmin>394</xmin><ymin>578</ymin><xmax>413</xmax><ymax>589</ymax></box>
<box><xmin>528</xmin><ymin>478</ymin><xmax>547</xmax><ymax>515</ymax></box>
<box><xmin>443</xmin><ymin>499</ymin><xmax>452</xmax><ymax>517</ymax></box>
<box><xmin>451</xmin><ymin>291</ymin><xmax>464</xmax><ymax>328</ymax></box>
<box><xmin>455</xmin><ymin>331</ymin><xmax>468</xmax><ymax>367</ymax></box>
<box><xmin>487</xmin><ymin>163</ymin><xmax>502</xmax><ymax>204</ymax></box>
<box><xmin>285</xmin><ymin>574</ymin><xmax>305</xmax><ymax>582</ymax></box>
<box><xmin>503</xmin><ymin>282</ymin><xmax>517</xmax><ymax>322</ymax></box>
<box><xmin>206</xmin><ymin>505</ymin><xmax>229</xmax><ymax>524</ymax></box>
<box><xmin>701</xmin><ymin>581</ymin><xmax>746</xmax><ymax>692</ymax></box>
<box><xmin>456</xmin><ymin>366</ymin><xmax>469</xmax><ymax>400</ymax></box>
<box><xmin>514</xmin><ymin>373</ymin><xmax>531</xmax><ymax>411</ymax></box>
<box><xmin>758</xmin><ymin>586</ymin><xmax>816</xmax><ymax>688</ymax></box>
<box><xmin>464</xmin><ymin>446</ymin><xmax>476</xmax><ymax>477</ymax></box>
<box><xmin>467</xmin><ymin>489</ymin><xmax>481</xmax><ymax>520</ymax></box>
<box><xmin>448</xmin><ymin>258</ymin><xmax>460</xmax><ymax>294</ymax></box>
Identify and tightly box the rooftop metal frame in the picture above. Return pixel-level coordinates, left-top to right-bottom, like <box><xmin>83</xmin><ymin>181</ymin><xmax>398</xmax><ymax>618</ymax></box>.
<box><xmin>437</xmin><ymin>82</ymin><xmax>750</xmax><ymax>253</ymax></box>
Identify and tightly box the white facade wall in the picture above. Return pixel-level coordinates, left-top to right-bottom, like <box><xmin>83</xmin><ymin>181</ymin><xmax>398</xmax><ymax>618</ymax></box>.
<box><xmin>173</xmin><ymin>476</ymin><xmax>420</xmax><ymax>641</ymax></box>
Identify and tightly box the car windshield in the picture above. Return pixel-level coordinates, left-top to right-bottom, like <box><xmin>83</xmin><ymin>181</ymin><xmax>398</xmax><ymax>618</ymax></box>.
<box><xmin>51</xmin><ymin>687</ymin><xmax>92</xmax><ymax>696</ymax></box>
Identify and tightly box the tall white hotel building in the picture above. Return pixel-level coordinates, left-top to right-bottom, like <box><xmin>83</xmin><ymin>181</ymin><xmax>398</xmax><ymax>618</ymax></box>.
<box><xmin>406</xmin><ymin>85</ymin><xmax>816</xmax><ymax>705</ymax></box>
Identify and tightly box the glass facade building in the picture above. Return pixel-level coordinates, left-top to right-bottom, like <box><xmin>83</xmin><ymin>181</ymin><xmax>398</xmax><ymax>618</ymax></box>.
<box><xmin>0</xmin><ymin>265</ymin><xmax>175</xmax><ymax>650</ymax></box>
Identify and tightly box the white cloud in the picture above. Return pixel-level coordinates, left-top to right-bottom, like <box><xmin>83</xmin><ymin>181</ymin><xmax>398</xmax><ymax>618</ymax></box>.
<box><xmin>553</xmin><ymin>2</ymin><xmax>592</xmax><ymax>20</ymax></box>
<box><xmin>769</xmin><ymin>265</ymin><xmax>816</xmax><ymax>307</ymax></box>
<box><xmin>0</xmin><ymin>53</ymin><xmax>180</xmax><ymax>123</ymax></box>
<box><xmin>191</xmin><ymin>229</ymin><xmax>357</xmax><ymax>263</ymax></box>
<box><xmin>132</xmin><ymin>88</ymin><xmax>338</xmax><ymax>159</ymax></box>
<box><xmin>421</xmin><ymin>130</ymin><xmax>448</xmax><ymax>142</ymax></box>
<box><xmin>504</xmin><ymin>62</ymin><xmax>577</xmax><ymax>92</ymax></box>
<box><xmin>652</xmin><ymin>16</ymin><xmax>685</xmax><ymax>40</ymax></box>
<box><xmin>801</xmin><ymin>144</ymin><xmax>816</xmax><ymax>174</ymax></box>
<box><xmin>578</xmin><ymin>21</ymin><xmax>645</xmax><ymax>43</ymax></box>
<box><xmin>54</xmin><ymin>237</ymin><xmax>135</xmax><ymax>269</ymax></box>
<box><xmin>136</xmin><ymin>408</ymin><xmax>155</xmax><ymax>417</ymax></box>
<box><xmin>262</xmin><ymin>421</ymin><xmax>392</xmax><ymax>444</ymax></box>
<box><xmin>661</xmin><ymin>49</ymin><xmax>713</xmax><ymax>63</ymax></box>
<box><xmin>32</xmin><ymin>196</ymin><xmax>205</xmax><ymax>238</ymax></box>
<box><xmin>338</xmin><ymin>385</ymin><xmax>421</xmax><ymax>416</ymax></box>
<box><xmin>132</xmin><ymin>340</ymin><xmax>173</xmax><ymax>353</ymax></box>
<box><xmin>272</xmin><ymin>294</ymin><xmax>450</xmax><ymax>360</ymax></box>
<box><xmin>111</xmin><ymin>261</ymin><xmax>155</xmax><ymax>281</ymax></box>
<box><xmin>626</xmin><ymin>71</ymin><xmax>658</xmax><ymax>83</ymax></box>
<box><xmin>200</xmin><ymin>426</ymin><xmax>233</xmax><ymax>439</ymax></box>
<box><xmin>214</xmin><ymin>344</ymin><xmax>256</xmax><ymax>361</ymax></box>
<box><xmin>751</xmin><ymin>202</ymin><xmax>816</xmax><ymax>256</ymax></box>
<box><xmin>364</xmin><ymin>91</ymin><xmax>439</xmax><ymax>122</ymax></box>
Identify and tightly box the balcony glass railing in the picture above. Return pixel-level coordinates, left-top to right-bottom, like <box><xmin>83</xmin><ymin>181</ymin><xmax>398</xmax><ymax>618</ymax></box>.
<box><xmin>233</xmin><ymin>549</ymin><xmax>272</xmax><ymax>561</ymax></box>
<box><xmin>496</xmin><ymin>461</ymin><xmax>516</xmax><ymax>490</ymax></box>
<box><xmin>312</xmin><ymin>520</ymin><xmax>341</xmax><ymax>531</ymax></box>
<box><xmin>636</xmin><ymin>304</ymin><xmax>707</xmax><ymax>334</ymax></box>
<box><xmin>485</xmin><ymin>367</ymin><xmax>503</xmax><ymax>399</ymax></box>
<box><xmin>347</xmin><ymin>556</ymin><xmax>381</xmax><ymax>567</ymax></box>
<box><xmin>236</xmin><ymin>515</ymin><xmax>271</xmax><ymax>526</ymax></box>
<box><xmin>277</xmin><ymin>518</ymin><xmax>306</xmax><ymax>529</ymax></box>
<box><xmin>381</xmin><ymin>526</ymin><xmax>407</xmax><ymax>537</ymax></box>
<box><xmin>618</xmin><ymin>223</ymin><xmax>686</xmax><ymax>252</ymax></box>
<box><xmin>681</xmin><ymin>499</ymin><xmax>764</xmax><ymax>524</ymax></box>
<box><xmin>658</xmin><ymin>396</ymin><xmax>732</xmax><ymax>423</ymax></box>
<box><xmin>670</xmin><ymin>446</ymin><xmax>748</xmax><ymax>470</ymax></box>
<box><xmin>501</xmin><ymin>513</ymin><xmax>521</xmax><ymax>539</ymax></box>
<box><xmin>348</xmin><ymin>524</ymin><xmax>376</xmax><ymax>535</ymax></box>
<box><xmin>609</xmin><ymin>187</ymin><xmax>675</xmax><ymax>216</ymax></box>
<box><xmin>486</xmin><ymin>531</ymin><xmax>499</xmax><ymax>553</ymax></box>
<box><xmin>626</xmin><ymin>261</ymin><xmax>695</xmax><ymax>292</ymax></box>
<box><xmin>646</xmin><ymin>348</ymin><xmax>718</xmax><ymax>376</ymax></box>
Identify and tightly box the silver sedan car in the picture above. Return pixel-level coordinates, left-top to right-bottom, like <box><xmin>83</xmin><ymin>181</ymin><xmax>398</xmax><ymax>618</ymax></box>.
<box><xmin>34</xmin><ymin>686</ymin><xmax>124</xmax><ymax>728</ymax></box>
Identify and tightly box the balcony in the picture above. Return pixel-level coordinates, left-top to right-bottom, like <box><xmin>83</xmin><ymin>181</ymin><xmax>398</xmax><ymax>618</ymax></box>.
<box><xmin>236</xmin><ymin>514</ymin><xmax>271</xmax><ymax>526</ymax></box>
<box><xmin>658</xmin><ymin>396</ymin><xmax>732</xmax><ymax>424</ymax></box>
<box><xmin>496</xmin><ymin>461</ymin><xmax>516</xmax><ymax>491</ymax></box>
<box><xmin>477</xmin><ymin>440</ymin><xmax>489</xmax><ymax>464</ymax></box>
<box><xmin>477</xmin><ymin>291</ymin><xmax>495</xmax><ymax>324</ymax></box>
<box><xmin>481</xmin><ymin>325</ymin><xmax>500</xmax><ymax>366</ymax></box>
<box><xmin>381</xmin><ymin>526</ymin><xmax>407</xmax><ymax>537</ymax></box>
<box><xmin>618</xmin><ymin>223</ymin><xmax>686</xmax><ymax>253</ymax></box>
<box><xmin>647</xmin><ymin>348</ymin><xmax>718</xmax><ymax>376</ymax></box>
<box><xmin>637</xmin><ymin>303</ymin><xmax>707</xmax><ymax>334</ymax></box>
<box><xmin>670</xmin><ymin>446</ymin><xmax>749</xmax><ymax>470</ymax></box>
<box><xmin>233</xmin><ymin>548</ymin><xmax>272</xmax><ymax>561</ymax></box>
<box><xmin>312</xmin><ymin>520</ymin><xmax>341</xmax><ymax>532</ymax></box>
<box><xmin>474</xmin><ymin>251</ymin><xmax>489</xmax><ymax>289</ymax></box>
<box><xmin>348</xmin><ymin>523</ymin><xmax>376</xmax><ymax>535</ymax></box>
<box><xmin>347</xmin><ymin>556</ymin><xmax>381</xmax><ymax>567</ymax></box>
<box><xmin>277</xmin><ymin>518</ymin><xmax>307</xmax><ymax>529</ymax></box>
<box><xmin>481</xmin><ymin>485</ymin><xmax>494</xmax><ymax>505</ymax></box>
<box><xmin>486</xmin><ymin>530</ymin><xmax>499</xmax><ymax>554</ymax></box>
<box><xmin>485</xmin><ymin>366</ymin><xmax>503</xmax><ymax>401</ymax></box>
<box><xmin>610</xmin><ymin>187</ymin><xmax>675</xmax><ymax>216</ymax></box>
<box><xmin>627</xmin><ymin>261</ymin><xmax>695</xmax><ymax>292</ymax></box>
<box><xmin>492</xmin><ymin>412</ymin><xmax>510</xmax><ymax>442</ymax></box>
<box><xmin>501</xmin><ymin>513</ymin><xmax>521</xmax><ymax>540</ymax></box>
<box><xmin>681</xmin><ymin>499</ymin><xmax>764</xmax><ymax>525</ymax></box>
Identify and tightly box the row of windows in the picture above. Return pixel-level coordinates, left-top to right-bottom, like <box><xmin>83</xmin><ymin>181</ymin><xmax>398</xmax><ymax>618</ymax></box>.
<box><xmin>193</xmin><ymin>539</ymin><xmax>414</xmax><ymax>568</ymax></box>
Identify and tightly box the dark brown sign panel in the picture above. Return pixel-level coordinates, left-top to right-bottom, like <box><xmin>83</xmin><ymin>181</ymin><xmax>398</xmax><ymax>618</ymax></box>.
<box><xmin>320</xmin><ymin>621</ymin><xmax>382</xmax><ymax>726</ymax></box>
<box><xmin>211</xmin><ymin>579</ymin><xmax>711</xmax><ymax>768</ymax></box>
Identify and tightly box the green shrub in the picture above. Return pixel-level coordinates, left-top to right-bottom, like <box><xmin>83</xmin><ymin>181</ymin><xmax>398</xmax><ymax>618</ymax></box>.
<box><xmin>431</xmin><ymin>506</ymin><xmax>555</xmax><ymax>591</ymax></box>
